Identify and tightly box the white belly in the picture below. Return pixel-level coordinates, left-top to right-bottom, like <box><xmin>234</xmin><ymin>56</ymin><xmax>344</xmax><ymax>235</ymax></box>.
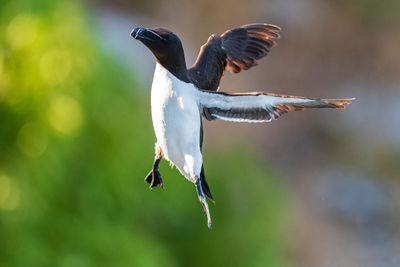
<box><xmin>150</xmin><ymin>63</ymin><xmax>202</xmax><ymax>181</ymax></box>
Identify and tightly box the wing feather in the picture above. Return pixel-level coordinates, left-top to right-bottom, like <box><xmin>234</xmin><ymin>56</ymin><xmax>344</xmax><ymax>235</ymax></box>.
<box><xmin>221</xmin><ymin>24</ymin><xmax>280</xmax><ymax>73</ymax></box>
<box><xmin>198</xmin><ymin>90</ymin><xmax>354</xmax><ymax>123</ymax></box>
<box><xmin>188</xmin><ymin>23</ymin><xmax>281</xmax><ymax>91</ymax></box>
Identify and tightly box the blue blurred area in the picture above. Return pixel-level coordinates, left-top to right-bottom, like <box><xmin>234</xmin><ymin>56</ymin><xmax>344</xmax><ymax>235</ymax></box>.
<box><xmin>0</xmin><ymin>0</ymin><xmax>292</xmax><ymax>266</ymax></box>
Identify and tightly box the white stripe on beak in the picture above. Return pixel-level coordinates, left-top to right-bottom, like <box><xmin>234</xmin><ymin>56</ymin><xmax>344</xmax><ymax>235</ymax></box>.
<box><xmin>148</xmin><ymin>30</ymin><xmax>164</xmax><ymax>40</ymax></box>
<box><xmin>135</xmin><ymin>28</ymin><xmax>143</xmax><ymax>39</ymax></box>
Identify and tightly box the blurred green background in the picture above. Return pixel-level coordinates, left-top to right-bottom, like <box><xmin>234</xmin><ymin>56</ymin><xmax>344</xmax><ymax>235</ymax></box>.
<box><xmin>0</xmin><ymin>0</ymin><xmax>291</xmax><ymax>266</ymax></box>
<box><xmin>1</xmin><ymin>0</ymin><xmax>400</xmax><ymax>266</ymax></box>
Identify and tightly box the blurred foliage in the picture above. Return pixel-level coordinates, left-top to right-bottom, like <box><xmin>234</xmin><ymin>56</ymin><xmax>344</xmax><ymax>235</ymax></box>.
<box><xmin>0</xmin><ymin>0</ymin><xmax>291</xmax><ymax>266</ymax></box>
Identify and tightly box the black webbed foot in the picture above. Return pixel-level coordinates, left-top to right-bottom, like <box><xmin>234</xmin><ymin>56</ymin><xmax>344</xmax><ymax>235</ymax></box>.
<box><xmin>145</xmin><ymin>153</ymin><xmax>163</xmax><ymax>189</ymax></box>
<box><xmin>144</xmin><ymin>169</ymin><xmax>164</xmax><ymax>189</ymax></box>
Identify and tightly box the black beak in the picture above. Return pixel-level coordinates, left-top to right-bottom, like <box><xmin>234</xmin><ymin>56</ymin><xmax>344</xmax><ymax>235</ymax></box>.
<box><xmin>130</xmin><ymin>27</ymin><xmax>163</xmax><ymax>41</ymax></box>
<box><xmin>130</xmin><ymin>27</ymin><xmax>145</xmax><ymax>39</ymax></box>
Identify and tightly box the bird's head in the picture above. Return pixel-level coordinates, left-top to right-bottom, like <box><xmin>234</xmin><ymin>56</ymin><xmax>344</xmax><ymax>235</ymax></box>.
<box><xmin>131</xmin><ymin>27</ymin><xmax>187</xmax><ymax>78</ymax></box>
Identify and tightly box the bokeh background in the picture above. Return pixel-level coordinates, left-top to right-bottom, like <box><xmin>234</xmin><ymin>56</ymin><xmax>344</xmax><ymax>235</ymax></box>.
<box><xmin>1</xmin><ymin>0</ymin><xmax>399</xmax><ymax>266</ymax></box>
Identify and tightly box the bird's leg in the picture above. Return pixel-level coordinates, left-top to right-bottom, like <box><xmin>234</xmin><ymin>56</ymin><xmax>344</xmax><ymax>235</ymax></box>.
<box><xmin>194</xmin><ymin>176</ymin><xmax>212</xmax><ymax>229</ymax></box>
<box><xmin>144</xmin><ymin>147</ymin><xmax>164</xmax><ymax>189</ymax></box>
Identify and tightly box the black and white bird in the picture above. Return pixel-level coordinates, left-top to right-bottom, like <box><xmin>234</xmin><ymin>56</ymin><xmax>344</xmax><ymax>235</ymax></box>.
<box><xmin>130</xmin><ymin>24</ymin><xmax>354</xmax><ymax>228</ymax></box>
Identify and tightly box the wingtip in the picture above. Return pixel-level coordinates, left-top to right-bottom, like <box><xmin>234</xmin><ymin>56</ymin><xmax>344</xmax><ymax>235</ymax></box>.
<box><xmin>266</xmin><ymin>23</ymin><xmax>282</xmax><ymax>33</ymax></box>
<box><xmin>248</xmin><ymin>23</ymin><xmax>282</xmax><ymax>32</ymax></box>
<box><xmin>325</xmin><ymin>98</ymin><xmax>356</xmax><ymax>108</ymax></box>
<box><xmin>242</xmin><ymin>23</ymin><xmax>282</xmax><ymax>37</ymax></box>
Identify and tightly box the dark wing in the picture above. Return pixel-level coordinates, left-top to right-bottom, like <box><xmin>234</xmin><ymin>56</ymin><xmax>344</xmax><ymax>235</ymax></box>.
<box><xmin>221</xmin><ymin>24</ymin><xmax>281</xmax><ymax>73</ymax></box>
<box><xmin>187</xmin><ymin>35</ymin><xmax>227</xmax><ymax>92</ymax></box>
<box><xmin>188</xmin><ymin>24</ymin><xmax>281</xmax><ymax>91</ymax></box>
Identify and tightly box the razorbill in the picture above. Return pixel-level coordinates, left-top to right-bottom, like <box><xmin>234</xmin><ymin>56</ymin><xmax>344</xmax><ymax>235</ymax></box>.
<box><xmin>131</xmin><ymin>24</ymin><xmax>354</xmax><ymax>228</ymax></box>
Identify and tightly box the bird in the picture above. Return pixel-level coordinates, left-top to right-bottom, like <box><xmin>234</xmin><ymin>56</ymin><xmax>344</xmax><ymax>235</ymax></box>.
<box><xmin>130</xmin><ymin>23</ymin><xmax>354</xmax><ymax>228</ymax></box>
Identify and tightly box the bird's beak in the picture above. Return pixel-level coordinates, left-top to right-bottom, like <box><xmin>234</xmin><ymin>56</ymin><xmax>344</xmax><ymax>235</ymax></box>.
<box><xmin>130</xmin><ymin>27</ymin><xmax>146</xmax><ymax>39</ymax></box>
<box><xmin>130</xmin><ymin>27</ymin><xmax>163</xmax><ymax>41</ymax></box>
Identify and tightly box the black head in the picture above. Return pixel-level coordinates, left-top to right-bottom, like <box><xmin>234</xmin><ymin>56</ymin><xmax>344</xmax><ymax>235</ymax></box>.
<box><xmin>131</xmin><ymin>27</ymin><xmax>189</xmax><ymax>82</ymax></box>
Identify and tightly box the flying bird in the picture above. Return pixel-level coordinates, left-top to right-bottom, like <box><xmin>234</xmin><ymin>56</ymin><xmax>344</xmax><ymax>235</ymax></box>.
<box><xmin>131</xmin><ymin>24</ymin><xmax>354</xmax><ymax>228</ymax></box>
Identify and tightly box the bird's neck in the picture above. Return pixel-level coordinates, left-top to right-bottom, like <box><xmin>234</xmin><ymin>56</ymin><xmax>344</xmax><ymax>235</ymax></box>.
<box><xmin>156</xmin><ymin>52</ymin><xmax>189</xmax><ymax>83</ymax></box>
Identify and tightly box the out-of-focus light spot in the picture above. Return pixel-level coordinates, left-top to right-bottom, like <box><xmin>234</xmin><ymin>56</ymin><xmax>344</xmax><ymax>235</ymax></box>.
<box><xmin>40</xmin><ymin>50</ymin><xmax>72</xmax><ymax>85</ymax></box>
<box><xmin>16</xmin><ymin>121</ymin><xmax>48</xmax><ymax>158</ymax></box>
<box><xmin>48</xmin><ymin>95</ymin><xmax>84</xmax><ymax>135</ymax></box>
<box><xmin>0</xmin><ymin>175</ymin><xmax>20</xmax><ymax>211</ymax></box>
<box><xmin>56</xmin><ymin>6</ymin><xmax>86</xmax><ymax>38</ymax></box>
<box><xmin>6</xmin><ymin>13</ymin><xmax>38</xmax><ymax>49</ymax></box>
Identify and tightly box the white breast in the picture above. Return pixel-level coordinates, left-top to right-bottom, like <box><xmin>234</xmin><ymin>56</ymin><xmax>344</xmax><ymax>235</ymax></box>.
<box><xmin>150</xmin><ymin>63</ymin><xmax>203</xmax><ymax>181</ymax></box>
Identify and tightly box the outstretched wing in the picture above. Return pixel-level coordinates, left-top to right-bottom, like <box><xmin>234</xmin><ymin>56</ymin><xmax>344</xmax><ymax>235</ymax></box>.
<box><xmin>221</xmin><ymin>24</ymin><xmax>280</xmax><ymax>73</ymax></box>
<box><xmin>188</xmin><ymin>24</ymin><xmax>281</xmax><ymax>92</ymax></box>
<box><xmin>198</xmin><ymin>90</ymin><xmax>354</xmax><ymax>123</ymax></box>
